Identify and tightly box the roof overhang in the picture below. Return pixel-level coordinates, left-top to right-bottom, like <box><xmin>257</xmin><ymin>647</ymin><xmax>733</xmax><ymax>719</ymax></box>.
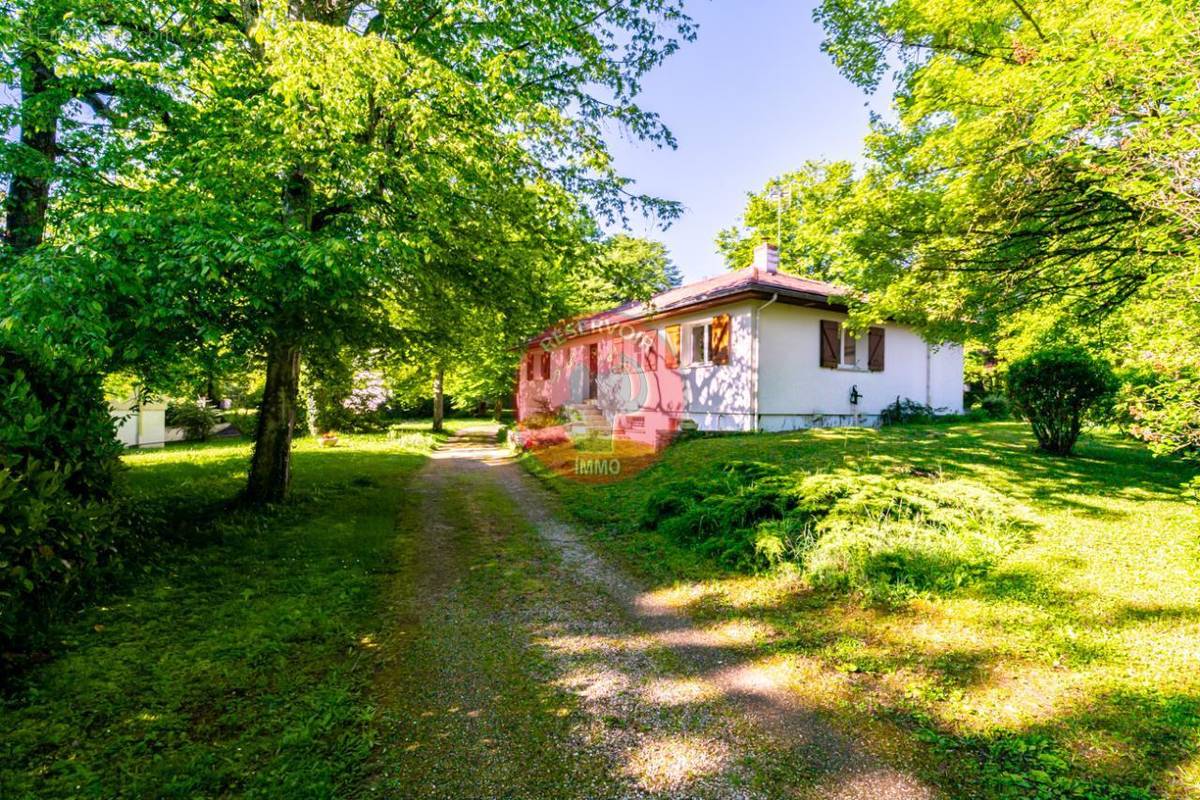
<box><xmin>525</xmin><ymin>283</ymin><xmax>851</xmax><ymax>350</ymax></box>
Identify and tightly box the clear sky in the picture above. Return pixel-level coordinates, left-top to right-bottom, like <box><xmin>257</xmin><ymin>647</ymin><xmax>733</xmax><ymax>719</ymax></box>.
<box><xmin>605</xmin><ymin>0</ymin><xmax>886</xmax><ymax>283</ymax></box>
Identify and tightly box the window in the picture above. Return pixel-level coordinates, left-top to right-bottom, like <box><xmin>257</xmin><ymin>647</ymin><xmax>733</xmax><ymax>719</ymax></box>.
<box><xmin>526</xmin><ymin>353</ymin><xmax>535</xmax><ymax>380</ymax></box>
<box><xmin>690</xmin><ymin>322</ymin><xmax>710</xmax><ymax>365</ymax></box>
<box><xmin>842</xmin><ymin>329</ymin><xmax>856</xmax><ymax>365</ymax></box>
<box><xmin>819</xmin><ymin>320</ymin><xmax>866</xmax><ymax>370</ymax></box>
<box><xmin>540</xmin><ymin>350</ymin><xmax>551</xmax><ymax>380</ymax></box>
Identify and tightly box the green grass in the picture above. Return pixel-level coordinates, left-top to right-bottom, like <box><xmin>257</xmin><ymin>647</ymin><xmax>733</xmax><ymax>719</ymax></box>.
<box><xmin>536</xmin><ymin>422</ymin><xmax>1200</xmax><ymax>799</ymax></box>
<box><xmin>0</xmin><ymin>434</ymin><xmax>433</xmax><ymax>799</ymax></box>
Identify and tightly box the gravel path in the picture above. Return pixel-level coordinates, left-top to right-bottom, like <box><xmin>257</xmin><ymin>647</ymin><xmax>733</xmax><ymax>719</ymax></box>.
<box><xmin>372</xmin><ymin>426</ymin><xmax>936</xmax><ymax>799</ymax></box>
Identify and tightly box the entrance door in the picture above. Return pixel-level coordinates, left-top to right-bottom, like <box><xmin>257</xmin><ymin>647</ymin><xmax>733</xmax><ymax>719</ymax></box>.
<box><xmin>588</xmin><ymin>343</ymin><xmax>598</xmax><ymax>401</ymax></box>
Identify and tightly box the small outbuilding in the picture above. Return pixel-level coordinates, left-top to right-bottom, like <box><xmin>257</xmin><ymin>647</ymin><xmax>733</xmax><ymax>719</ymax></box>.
<box><xmin>110</xmin><ymin>397</ymin><xmax>168</xmax><ymax>448</ymax></box>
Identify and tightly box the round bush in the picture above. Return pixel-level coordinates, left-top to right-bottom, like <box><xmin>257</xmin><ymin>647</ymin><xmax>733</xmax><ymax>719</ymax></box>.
<box><xmin>0</xmin><ymin>345</ymin><xmax>126</xmax><ymax>650</ymax></box>
<box><xmin>166</xmin><ymin>399</ymin><xmax>218</xmax><ymax>441</ymax></box>
<box><xmin>1006</xmin><ymin>347</ymin><xmax>1117</xmax><ymax>455</ymax></box>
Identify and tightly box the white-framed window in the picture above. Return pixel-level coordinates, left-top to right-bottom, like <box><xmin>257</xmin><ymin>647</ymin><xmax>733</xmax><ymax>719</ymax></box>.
<box><xmin>689</xmin><ymin>322</ymin><xmax>711</xmax><ymax>365</ymax></box>
<box><xmin>840</xmin><ymin>327</ymin><xmax>859</xmax><ymax>368</ymax></box>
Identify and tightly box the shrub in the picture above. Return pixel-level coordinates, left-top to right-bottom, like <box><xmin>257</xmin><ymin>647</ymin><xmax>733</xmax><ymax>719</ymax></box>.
<box><xmin>880</xmin><ymin>397</ymin><xmax>935</xmax><ymax>426</ymax></box>
<box><xmin>801</xmin><ymin>477</ymin><xmax>1019</xmax><ymax>599</ymax></box>
<box><xmin>1007</xmin><ymin>347</ymin><xmax>1117</xmax><ymax>455</ymax></box>
<box><xmin>166</xmin><ymin>399</ymin><xmax>218</xmax><ymax>441</ymax></box>
<box><xmin>1119</xmin><ymin>369</ymin><xmax>1200</xmax><ymax>459</ymax></box>
<box><xmin>524</xmin><ymin>404</ymin><xmax>568</xmax><ymax>430</ymax></box>
<box><xmin>979</xmin><ymin>393</ymin><xmax>1010</xmax><ymax>420</ymax></box>
<box><xmin>0</xmin><ymin>345</ymin><xmax>127</xmax><ymax>651</ymax></box>
<box><xmin>640</xmin><ymin>460</ymin><xmax>1021</xmax><ymax>593</ymax></box>
<box><xmin>641</xmin><ymin>465</ymin><xmax>796</xmax><ymax>569</ymax></box>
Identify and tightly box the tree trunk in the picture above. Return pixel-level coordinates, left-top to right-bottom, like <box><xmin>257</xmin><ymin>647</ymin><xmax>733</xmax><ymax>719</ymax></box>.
<box><xmin>4</xmin><ymin>50</ymin><xmax>58</xmax><ymax>255</ymax></box>
<box><xmin>246</xmin><ymin>340</ymin><xmax>301</xmax><ymax>504</ymax></box>
<box><xmin>431</xmin><ymin>366</ymin><xmax>445</xmax><ymax>433</ymax></box>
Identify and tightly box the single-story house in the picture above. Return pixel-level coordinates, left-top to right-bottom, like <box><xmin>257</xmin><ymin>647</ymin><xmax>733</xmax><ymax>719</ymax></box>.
<box><xmin>516</xmin><ymin>243</ymin><xmax>963</xmax><ymax>446</ymax></box>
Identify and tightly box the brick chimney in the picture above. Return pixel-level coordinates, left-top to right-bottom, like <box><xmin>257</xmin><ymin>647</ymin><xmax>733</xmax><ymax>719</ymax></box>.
<box><xmin>752</xmin><ymin>242</ymin><xmax>779</xmax><ymax>274</ymax></box>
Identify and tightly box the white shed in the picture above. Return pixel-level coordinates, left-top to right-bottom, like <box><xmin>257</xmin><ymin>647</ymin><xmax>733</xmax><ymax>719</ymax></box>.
<box><xmin>110</xmin><ymin>397</ymin><xmax>168</xmax><ymax>448</ymax></box>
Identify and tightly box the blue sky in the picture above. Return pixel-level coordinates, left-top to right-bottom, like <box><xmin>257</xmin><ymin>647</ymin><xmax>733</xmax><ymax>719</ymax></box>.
<box><xmin>606</xmin><ymin>0</ymin><xmax>888</xmax><ymax>282</ymax></box>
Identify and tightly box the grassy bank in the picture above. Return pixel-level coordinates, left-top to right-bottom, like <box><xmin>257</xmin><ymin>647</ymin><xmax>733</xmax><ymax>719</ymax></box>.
<box><xmin>0</xmin><ymin>434</ymin><xmax>433</xmax><ymax>798</ymax></box>
<box><xmin>537</xmin><ymin>422</ymin><xmax>1200</xmax><ymax>799</ymax></box>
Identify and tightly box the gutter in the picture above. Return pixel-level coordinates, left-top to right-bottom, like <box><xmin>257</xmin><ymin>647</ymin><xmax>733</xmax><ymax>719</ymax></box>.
<box><xmin>750</xmin><ymin>292</ymin><xmax>779</xmax><ymax>432</ymax></box>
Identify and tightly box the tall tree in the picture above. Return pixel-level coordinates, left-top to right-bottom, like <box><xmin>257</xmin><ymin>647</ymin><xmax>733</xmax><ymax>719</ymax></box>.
<box><xmin>716</xmin><ymin>162</ymin><xmax>854</xmax><ymax>278</ymax></box>
<box><xmin>806</xmin><ymin>0</ymin><xmax>1198</xmax><ymax>338</ymax></box>
<box><xmin>777</xmin><ymin>0</ymin><xmax>1200</xmax><ymax>452</ymax></box>
<box><xmin>580</xmin><ymin>234</ymin><xmax>682</xmax><ymax>310</ymax></box>
<box><xmin>32</xmin><ymin>0</ymin><xmax>693</xmax><ymax>502</ymax></box>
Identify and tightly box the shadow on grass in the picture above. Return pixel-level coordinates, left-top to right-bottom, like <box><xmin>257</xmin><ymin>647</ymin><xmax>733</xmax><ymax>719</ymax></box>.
<box><xmin>541</xmin><ymin>422</ymin><xmax>1200</xmax><ymax>798</ymax></box>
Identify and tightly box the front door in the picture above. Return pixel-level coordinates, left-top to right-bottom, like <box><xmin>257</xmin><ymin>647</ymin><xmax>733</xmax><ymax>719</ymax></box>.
<box><xmin>588</xmin><ymin>343</ymin><xmax>598</xmax><ymax>401</ymax></box>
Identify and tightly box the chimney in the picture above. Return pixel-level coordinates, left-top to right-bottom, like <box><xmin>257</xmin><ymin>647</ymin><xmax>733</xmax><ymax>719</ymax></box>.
<box><xmin>752</xmin><ymin>242</ymin><xmax>779</xmax><ymax>274</ymax></box>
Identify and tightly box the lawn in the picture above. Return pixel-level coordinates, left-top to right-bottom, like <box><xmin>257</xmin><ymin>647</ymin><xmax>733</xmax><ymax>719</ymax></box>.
<box><xmin>536</xmin><ymin>422</ymin><xmax>1200</xmax><ymax>799</ymax></box>
<box><xmin>0</xmin><ymin>432</ymin><xmax>436</xmax><ymax>798</ymax></box>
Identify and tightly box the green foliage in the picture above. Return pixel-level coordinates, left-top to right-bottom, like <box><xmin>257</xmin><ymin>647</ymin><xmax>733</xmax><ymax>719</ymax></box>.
<box><xmin>579</xmin><ymin>234</ymin><xmax>683</xmax><ymax>310</ymax></box>
<box><xmin>639</xmin><ymin>457</ymin><xmax>1019</xmax><ymax>594</ymax></box>
<box><xmin>718</xmin><ymin>0</ymin><xmax>1200</xmax><ymax>454</ymax></box>
<box><xmin>880</xmin><ymin>397</ymin><xmax>935</xmax><ymax>426</ymax></box>
<box><xmin>716</xmin><ymin>161</ymin><xmax>855</xmax><ymax>278</ymax></box>
<box><xmin>802</xmin><ymin>476</ymin><xmax>1020</xmax><ymax>599</ymax></box>
<box><xmin>1</xmin><ymin>434</ymin><xmax>434</xmax><ymax>795</ymax></box>
<box><xmin>166</xmin><ymin>400</ymin><xmax>219</xmax><ymax>442</ymax></box>
<box><xmin>916</xmin><ymin>731</ymin><xmax>1155</xmax><ymax>800</ymax></box>
<box><xmin>2</xmin><ymin>0</ymin><xmax>697</xmax><ymax>503</ymax></box>
<box><xmin>639</xmin><ymin>463</ymin><xmax>794</xmax><ymax>569</ymax></box>
<box><xmin>1007</xmin><ymin>348</ymin><xmax>1117</xmax><ymax>456</ymax></box>
<box><xmin>1120</xmin><ymin>365</ymin><xmax>1200</xmax><ymax>460</ymax></box>
<box><xmin>978</xmin><ymin>394</ymin><xmax>1010</xmax><ymax>421</ymax></box>
<box><xmin>547</xmin><ymin>423</ymin><xmax>1200</xmax><ymax>796</ymax></box>
<box><xmin>0</xmin><ymin>345</ymin><xmax>127</xmax><ymax>650</ymax></box>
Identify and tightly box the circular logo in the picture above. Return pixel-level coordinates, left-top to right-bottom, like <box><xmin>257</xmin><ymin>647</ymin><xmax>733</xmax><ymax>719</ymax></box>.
<box><xmin>516</xmin><ymin>318</ymin><xmax>687</xmax><ymax>483</ymax></box>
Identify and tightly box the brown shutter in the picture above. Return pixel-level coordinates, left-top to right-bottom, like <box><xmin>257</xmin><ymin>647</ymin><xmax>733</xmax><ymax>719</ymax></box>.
<box><xmin>541</xmin><ymin>350</ymin><xmax>551</xmax><ymax>379</ymax></box>
<box><xmin>664</xmin><ymin>325</ymin><xmax>681</xmax><ymax>369</ymax></box>
<box><xmin>526</xmin><ymin>353</ymin><xmax>535</xmax><ymax>380</ymax></box>
<box><xmin>819</xmin><ymin>320</ymin><xmax>840</xmax><ymax>369</ymax></box>
<box><xmin>710</xmin><ymin>314</ymin><xmax>731</xmax><ymax>365</ymax></box>
<box><xmin>868</xmin><ymin>327</ymin><xmax>885</xmax><ymax>371</ymax></box>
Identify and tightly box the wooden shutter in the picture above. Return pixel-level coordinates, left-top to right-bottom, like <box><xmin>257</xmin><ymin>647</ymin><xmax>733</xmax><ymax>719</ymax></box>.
<box><xmin>664</xmin><ymin>325</ymin><xmax>681</xmax><ymax>369</ymax></box>
<box><xmin>526</xmin><ymin>353</ymin><xmax>535</xmax><ymax>380</ymax></box>
<box><xmin>710</xmin><ymin>314</ymin><xmax>731</xmax><ymax>365</ymax></box>
<box><xmin>868</xmin><ymin>327</ymin><xmax>885</xmax><ymax>371</ymax></box>
<box><xmin>541</xmin><ymin>350</ymin><xmax>551</xmax><ymax>379</ymax></box>
<box><xmin>819</xmin><ymin>320</ymin><xmax>840</xmax><ymax>369</ymax></box>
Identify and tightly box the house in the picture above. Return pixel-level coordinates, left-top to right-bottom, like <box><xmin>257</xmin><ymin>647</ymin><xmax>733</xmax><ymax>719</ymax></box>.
<box><xmin>516</xmin><ymin>243</ymin><xmax>963</xmax><ymax>447</ymax></box>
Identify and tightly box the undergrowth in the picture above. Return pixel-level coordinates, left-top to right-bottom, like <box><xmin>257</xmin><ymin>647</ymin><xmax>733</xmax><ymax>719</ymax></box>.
<box><xmin>640</xmin><ymin>460</ymin><xmax>1023</xmax><ymax>598</ymax></box>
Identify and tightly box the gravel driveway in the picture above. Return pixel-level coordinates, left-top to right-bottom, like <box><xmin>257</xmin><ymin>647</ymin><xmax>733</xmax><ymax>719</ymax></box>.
<box><xmin>370</xmin><ymin>426</ymin><xmax>935</xmax><ymax>800</ymax></box>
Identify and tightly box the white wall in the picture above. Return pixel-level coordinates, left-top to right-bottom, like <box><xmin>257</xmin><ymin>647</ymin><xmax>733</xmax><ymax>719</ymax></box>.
<box><xmin>110</xmin><ymin>399</ymin><xmax>167</xmax><ymax>448</ymax></box>
<box><xmin>516</xmin><ymin>300</ymin><xmax>963</xmax><ymax>435</ymax></box>
<box><xmin>757</xmin><ymin>304</ymin><xmax>963</xmax><ymax>430</ymax></box>
<box><xmin>659</xmin><ymin>302</ymin><xmax>755</xmax><ymax>432</ymax></box>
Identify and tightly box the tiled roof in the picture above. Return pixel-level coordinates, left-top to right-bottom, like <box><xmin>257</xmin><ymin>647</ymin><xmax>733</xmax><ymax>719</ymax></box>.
<box><xmin>531</xmin><ymin>267</ymin><xmax>847</xmax><ymax>344</ymax></box>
